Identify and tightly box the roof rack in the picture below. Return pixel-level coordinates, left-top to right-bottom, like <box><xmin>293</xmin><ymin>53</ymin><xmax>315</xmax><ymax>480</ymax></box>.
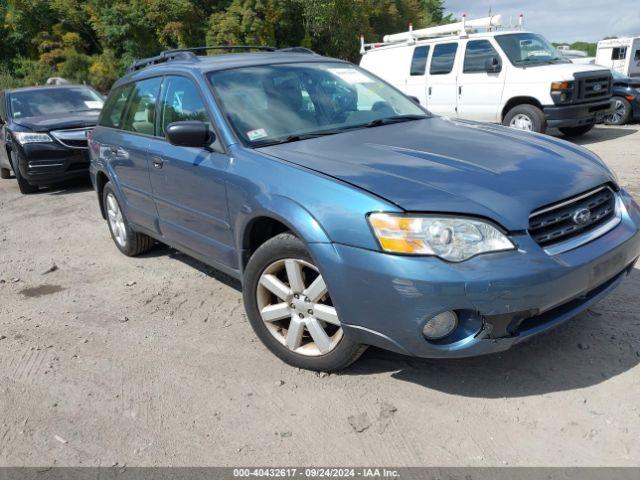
<box><xmin>127</xmin><ymin>45</ymin><xmax>317</xmax><ymax>72</ymax></box>
<box><xmin>361</xmin><ymin>13</ymin><xmax>521</xmax><ymax>53</ymax></box>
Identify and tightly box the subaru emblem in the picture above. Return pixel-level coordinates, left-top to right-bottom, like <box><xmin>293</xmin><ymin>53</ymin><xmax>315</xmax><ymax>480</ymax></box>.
<box><xmin>572</xmin><ymin>208</ymin><xmax>591</xmax><ymax>226</ymax></box>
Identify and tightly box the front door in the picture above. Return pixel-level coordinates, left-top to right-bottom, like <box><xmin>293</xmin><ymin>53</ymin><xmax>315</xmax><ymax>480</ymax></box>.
<box><xmin>457</xmin><ymin>39</ymin><xmax>506</xmax><ymax>122</ymax></box>
<box><xmin>425</xmin><ymin>42</ymin><xmax>459</xmax><ymax>116</ymax></box>
<box><xmin>147</xmin><ymin>75</ymin><xmax>235</xmax><ymax>268</ymax></box>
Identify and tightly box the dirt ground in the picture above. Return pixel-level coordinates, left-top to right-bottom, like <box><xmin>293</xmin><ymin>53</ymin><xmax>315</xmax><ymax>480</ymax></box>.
<box><xmin>1</xmin><ymin>125</ymin><xmax>639</xmax><ymax>467</ymax></box>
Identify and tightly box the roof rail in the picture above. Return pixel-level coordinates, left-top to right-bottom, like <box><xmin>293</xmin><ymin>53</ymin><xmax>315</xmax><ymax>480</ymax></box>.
<box><xmin>127</xmin><ymin>45</ymin><xmax>316</xmax><ymax>73</ymax></box>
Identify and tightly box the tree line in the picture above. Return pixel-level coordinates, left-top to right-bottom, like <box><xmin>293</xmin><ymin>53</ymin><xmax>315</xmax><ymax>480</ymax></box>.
<box><xmin>0</xmin><ymin>0</ymin><xmax>451</xmax><ymax>92</ymax></box>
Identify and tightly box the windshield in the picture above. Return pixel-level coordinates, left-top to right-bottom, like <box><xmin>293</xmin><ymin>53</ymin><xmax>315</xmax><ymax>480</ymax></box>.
<box><xmin>207</xmin><ymin>62</ymin><xmax>427</xmax><ymax>146</ymax></box>
<box><xmin>9</xmin><ymin>87</ymin><xmax>104</xmax><ymax>119</ymax></box>
<box><xmin>495</xmin><ymin>33</ymin><xmax>569</xmax><ymax>67</ymax></box>
<box><xmin>611</xmin><ymin>70</ymin><xmax>626</xmax><ymax>79</ymax></box>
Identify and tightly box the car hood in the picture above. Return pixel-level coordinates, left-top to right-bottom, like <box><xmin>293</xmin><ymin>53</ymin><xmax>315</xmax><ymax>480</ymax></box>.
<box><xmin>12</xmin><ymin>110</ymin><xmax>100</xmax><ymax>132</ymax></box>
<box><xmin>259</xmin><ymin>117</ymin><xmax>615</xmax><ymax>231</ymax></box>
<box><xmin>507</xmin><ymin>63</ymin><xmax>610</xmax><ymax>82</ymax></box>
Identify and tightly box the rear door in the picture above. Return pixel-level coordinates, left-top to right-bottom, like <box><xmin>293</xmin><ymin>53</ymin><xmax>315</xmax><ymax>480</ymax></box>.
<box><xmin>456</xmin><ymin>39</ymin><xmax>506</xmax><ymax>122</ymax></box>
<box><xmin>405</xmin><ymin>45</ymin><xmax>430</xmax><ymax>106</ymax></box>
<box><xmin>107</xmin><ymin>77</ymin><xmax>162</xmax><ymax>231</ymax></box>
<box><xmin>147</xmin><ymin>75</ymin><xmax>235</xmax><ymax>268</ymax></box>
<box><xmin>425</xmin><ymin>42</ymin><xmax>459</xmax><ymax>116</ymax></box>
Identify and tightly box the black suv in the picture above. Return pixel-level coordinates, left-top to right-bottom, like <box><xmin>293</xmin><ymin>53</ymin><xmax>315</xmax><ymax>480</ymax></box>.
<box><xmin>0</xmin><ymin>85</ymin><xmax>104</xmax><ymax>193</ymax></box>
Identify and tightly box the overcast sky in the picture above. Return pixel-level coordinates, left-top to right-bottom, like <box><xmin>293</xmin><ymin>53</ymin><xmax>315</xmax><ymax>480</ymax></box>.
<box><xmin>444</xmin><ymin>0</ymin><xmax>640</xmax><ymax>43</ymax></box>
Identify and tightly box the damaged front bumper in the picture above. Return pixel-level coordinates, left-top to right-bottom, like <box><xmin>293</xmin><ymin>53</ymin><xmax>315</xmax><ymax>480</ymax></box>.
<box><xmin>310</xmin><ymin>190</ymin><xmax>640</xmax><ymax>359</ymax></box>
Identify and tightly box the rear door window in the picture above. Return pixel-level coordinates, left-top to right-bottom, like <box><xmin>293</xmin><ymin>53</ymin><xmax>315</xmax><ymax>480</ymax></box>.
<box><xmin>463</xmin><ymin>40</ymin><xmax>500</xmax><ymax>73</ymax></box>
<box><xmin>157</xmin><ymin>76</ymin><xmax>211</xmax><ymax>138</ymax></box>
<box><xmin>122</xmin><ymin>77</ymin><xmax>162</xmax><ymax>136</ymax></box>
<box><xmin>410</xmin><ymin>46</ymin><xmax>430</xmax><ymax>76</ymax></box>
<box><xmin>98</xmin><ymin>84</ymin><xmax>133</xmax><ymax>129</ymax></box>
<box><xmin>430</xmin><ymin>43</ymin><xmax>458</xmax><ymax>75</ymax></box>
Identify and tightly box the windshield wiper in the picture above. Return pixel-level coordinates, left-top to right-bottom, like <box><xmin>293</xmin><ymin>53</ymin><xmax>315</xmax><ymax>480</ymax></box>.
<box><xmin>364</xmin><ymin>114</ymin><xmax>428</xmax><ymax>128</ymax></box>
<box><xmin>252</xmin><ymin>130</ymin><xmax>343</xmax><ymax>147</ymax></box>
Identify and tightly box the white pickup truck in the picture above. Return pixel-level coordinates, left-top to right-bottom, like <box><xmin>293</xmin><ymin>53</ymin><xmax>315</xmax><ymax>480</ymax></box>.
<box><xmin>360</xmin><ymin>15</ymin><xmax>614</xmax><ymax>137</ymax></box>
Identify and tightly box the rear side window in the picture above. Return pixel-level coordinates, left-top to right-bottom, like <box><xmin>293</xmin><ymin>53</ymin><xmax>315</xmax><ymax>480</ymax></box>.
<box><xmin>464</xmin><ymin>40</ymin><xmax>500</xmax><ymax>73</ymax></box>
<box><xmin>612</xmin><ymin>47</ymin><xmax>627</xmax><ymax>60</ymax></box>
<box><xmin>122</xmin><ymin>77</ymin><xmax>162</xmax><ymax>136</ymax></box>
<box><xmin>430</xmin><ymin>43</ymin><xmax>458</xmax><ymax>75</ymax></box>
<box><xmin>635</xmin><ymin>49</ymin><xmax>640</xmax><ymax>61</ymax></box>
<box><xmin>158</xmin><ymin>76</ymin><xmax>210</xmax><ymax>137</ymax></box>
<box><xmin>410</xmin><ymin>46</ymin><xmax>430</xmax><ymax>76</ymax></box>
<box><xmin>99</xmin><ymin>84</ymin><xmax>132</xmax><ymax>129</ymax></box>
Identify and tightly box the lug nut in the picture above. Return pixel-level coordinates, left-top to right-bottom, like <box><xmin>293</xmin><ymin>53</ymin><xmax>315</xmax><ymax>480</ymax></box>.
<box><xmin>298</xmin><ymin>313</ymin><xmax>304</xmax><ymax>319</ymax></box>
<box><xmin>307</xmin><ymin>309</ymin><xmax>313</xmax><ymax>315</ymax></box>
<box><xmin>290</xmin><ymin>303</ymin><xmax>295</xmax><ymax>309</ymax></box>
<box><xmin>294</xmin><ymin>294</ymin><xmax>299</xmax><ymax>299</ymax></box>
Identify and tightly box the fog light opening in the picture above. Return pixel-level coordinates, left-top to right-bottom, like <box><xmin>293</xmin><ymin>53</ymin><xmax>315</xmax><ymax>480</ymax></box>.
<box><xmin>423</xmin><ymin>311</ymin><xmax>458</xmax><ymax>340</ymax></box>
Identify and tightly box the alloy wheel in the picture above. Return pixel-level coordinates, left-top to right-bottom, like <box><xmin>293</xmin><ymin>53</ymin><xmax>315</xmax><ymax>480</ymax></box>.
<box><xmin>256</xmin><ymin>258</ymin><xmax>343</xmax><ymax>356</ymax></box>
<box><xmin>607</xmin><ymin>99</ymin><xmax>627</xmax><ymax>124</ymax></box>
<box><xmin>509</xmin><ymin>113</ymin><xmax>534</xmax><ymax>131</ymax></box>
<box><xmin>106</xmin><ymin>192</ymin><xmax>127</xmax><ymax>248</ymax></box>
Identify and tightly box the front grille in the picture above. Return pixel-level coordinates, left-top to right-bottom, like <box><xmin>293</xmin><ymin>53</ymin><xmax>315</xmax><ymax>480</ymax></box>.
<box><xmin>575</xmin><ymin>72</ymin><xmax>612</xmax><ymax>103</ymax></box>
<box><xmin>529</xmin><ymin>186</ymin><xmax>617</xmax><ymax>247</ymax></box>
<box><xmin>50</xmin><ymin>128</ymin><xmax>92</xmax><ymax>149</ymax></box>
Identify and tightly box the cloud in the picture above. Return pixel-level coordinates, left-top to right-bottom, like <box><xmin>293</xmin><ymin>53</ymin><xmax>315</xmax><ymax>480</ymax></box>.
<box><xmin>444</xmin><ymin>0</ymin><xmax>640</xmax><ymax>43</ymax></box>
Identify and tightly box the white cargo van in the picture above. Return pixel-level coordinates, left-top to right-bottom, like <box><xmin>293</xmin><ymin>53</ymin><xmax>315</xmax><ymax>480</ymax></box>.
<box><xmin>596</xmin><ymin>37</ymin><xmax>640</xmax><ymax>78</ymax></box>
<box><xmin>360</xmin><ymin>15</ymin><xmax>614</xmax><ymax>136</ymax></box>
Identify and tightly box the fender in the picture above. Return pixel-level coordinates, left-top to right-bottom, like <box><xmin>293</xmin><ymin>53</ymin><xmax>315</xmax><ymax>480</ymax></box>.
<box><xmin>234</xmin><ymin>193</ymin><xmax>332</xmax><ymax>270</ymax></box>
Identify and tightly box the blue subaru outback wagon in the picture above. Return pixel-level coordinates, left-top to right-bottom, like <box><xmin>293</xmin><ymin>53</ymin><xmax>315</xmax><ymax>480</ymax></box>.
<box><xmin>89</xmin><ymin>46</ymin><xmax>640</xmax><ymax>371</ymax></box>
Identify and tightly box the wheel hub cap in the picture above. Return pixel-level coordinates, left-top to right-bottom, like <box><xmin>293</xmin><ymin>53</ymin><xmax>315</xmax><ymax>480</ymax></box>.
<box><xmin>257</xmin><ymin>258</ymin><xmax>343</xmax><ymax>356</ymax></box>
<box><xmin>509</xmin><ymin>113</ymin><xmax>533</xmax><ymax>131</ymax></box>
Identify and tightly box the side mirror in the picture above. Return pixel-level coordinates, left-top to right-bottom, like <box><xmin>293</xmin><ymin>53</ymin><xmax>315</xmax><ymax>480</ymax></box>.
<box><xmin>407</xmin><ymin>95</ymin><xmax>421</xmax><ymax>105</ymax></box>
<box><xmin>485</xmin><ymin>56</ymin><xmax>502</xmax><ymax>73</ymax></box>
<box><xmin>166</xmin><ymin>121</ymin><xmax>215</xmax><ymax>148</ymax></box>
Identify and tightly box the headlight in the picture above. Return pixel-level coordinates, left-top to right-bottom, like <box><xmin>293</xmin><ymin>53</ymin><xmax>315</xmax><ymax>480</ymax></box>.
<box><xmin>550</xmin><ymin>80</ymin><xmax>575</xmax><ymax>104</ymax></box>
<box><xmin>13</xmin><ymin>132</ymin><xmax>53</xmax><ymax>145</ymax></box>
<box><xmin>368</xmin><ymin>213</ymin><xmax>515</xmax><ymax>262</ymax></box>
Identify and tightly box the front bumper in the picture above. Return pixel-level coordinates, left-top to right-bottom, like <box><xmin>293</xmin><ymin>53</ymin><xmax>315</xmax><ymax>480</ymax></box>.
<box><xmin>544</xmin><ymin>98</ymin><xmax>614</xmax><ymax>128</ymax></box>
<box><xmin>16</xmin><ymin>142</ymin><xmax>90</xmax><ymax>186</ymax></box>
<box><xmin>310</xmin><ymin>191</ymin><xmax>640</xmax><ymax>359</ymax></box>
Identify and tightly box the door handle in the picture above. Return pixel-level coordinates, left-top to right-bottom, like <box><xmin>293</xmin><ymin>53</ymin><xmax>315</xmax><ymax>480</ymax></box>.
<box><xmin>458</xmin><ymin>86</ymin><xmax>462</xmax><ymax>95</ymax></box>
<box><xmin>428</xmin><ymin>86</ymin><xmax>432</xmax><ymax>96</ymax></box>
<box><xmin>151</xmin><ymin>157</ymin><xmax>164</xmax><ymax>169</ymax></box>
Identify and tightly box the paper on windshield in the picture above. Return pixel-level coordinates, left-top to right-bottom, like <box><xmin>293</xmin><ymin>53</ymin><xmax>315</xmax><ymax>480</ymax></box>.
<box><xmin>84</xmin><ymin>100</ymin><xmax>104</xmax><ymax>109</ymax></box>
<box><xmin>328</xmin><ymin>68</ymin><xmax>374</xmax><ymax>85</ymax></box>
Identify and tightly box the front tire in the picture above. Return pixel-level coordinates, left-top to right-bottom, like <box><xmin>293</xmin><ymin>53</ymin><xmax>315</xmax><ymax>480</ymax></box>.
<box><xmin>10</xmin><ymin>150</ymin><xmax>38</xmax><ymax>194</ymax></box>
<box><xmin>102</xmin><ymin>182</ymin><xmax>154</xmax><ymax>256</ymax></box>
<box><xmin>243</xmin><ymin>233</ymin><xmax>366</xmax><ymax>371</ymax></box>
<box><xmin>503</xmin><ymin>104</ymin><xmax>547</xmax><ymax>133</ymax></box>
<box><xmin>604</xmin><ymin>97</ymin><xmax>631</xmax><ymax>125</ymax></box>
<box><xmin>559</xmin><ymin>124</ymin><xmax>594</xmax><ymax>137</ymax></box>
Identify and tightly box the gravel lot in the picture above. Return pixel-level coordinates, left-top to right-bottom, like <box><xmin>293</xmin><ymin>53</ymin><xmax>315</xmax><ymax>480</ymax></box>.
<box><xmin>0</xmin><ymin>125</ymin><xmax>639</xmax><ymax>467</ymax></box>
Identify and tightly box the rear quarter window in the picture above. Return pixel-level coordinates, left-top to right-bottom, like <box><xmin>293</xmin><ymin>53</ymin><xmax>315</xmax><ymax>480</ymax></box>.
<box><xmin>99</xmin><ymin>84</ymin><xmax>133</xmax><ymax>129</ymax></box>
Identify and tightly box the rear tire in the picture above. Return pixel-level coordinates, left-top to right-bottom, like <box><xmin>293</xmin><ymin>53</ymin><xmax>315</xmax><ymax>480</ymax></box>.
<box><xmin>604</xmin><ymin>97</ymin><xmax>631</xmax><ymax>125</ymax></box>
<box><xmin>10</xmin><ymin>150</ymin><xmax>38</xmax><ymax>194</ymax></box>
<box><xmin>102</xmin><ymin>182</ymin><xmax>154</xmax><ymax>256</ymax></box>
<box><xmin>503</xmin><ymin>104</ymin><xmax>547</xmax><ymax>134</ymax></box>
<box><xmin>559</xmin><ymin>124</ymin><xmax>594</xmax><ymax>137</ymax></box>
<box><xmin>243</xmin><ymin>233</ymin><xmax>366</xmax><ymax>371</ymax></box>
<box><xmin>0</xmin><ymin>167</ymin><xmax>10</xmax><ymax>179</ymax></box>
